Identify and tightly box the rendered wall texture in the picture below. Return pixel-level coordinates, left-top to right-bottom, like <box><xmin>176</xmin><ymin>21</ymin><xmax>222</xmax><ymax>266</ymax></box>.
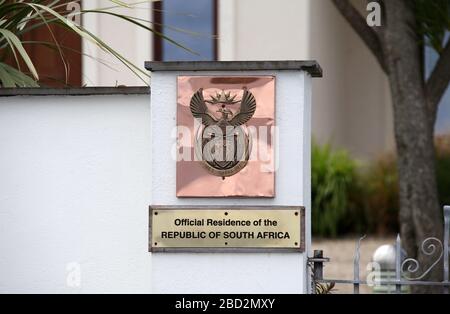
<box><xmin>0</xmin><ymin>94</ymin><xmax>152</xmax><ymax>293</ymax></box>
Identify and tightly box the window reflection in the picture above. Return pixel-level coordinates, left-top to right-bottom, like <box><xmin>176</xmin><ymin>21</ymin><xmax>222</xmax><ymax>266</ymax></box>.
<box><xmin>155</xmin><ymin>0</ymin><xmax>217</xmax><ymax>61</ymax></box>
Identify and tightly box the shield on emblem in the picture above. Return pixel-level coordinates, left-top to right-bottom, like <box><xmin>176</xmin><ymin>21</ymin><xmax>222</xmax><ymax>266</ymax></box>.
<box><xmin>191</xmin><ymin>88</ymin><xmax>256</xmax><ymax>178</ymax></box>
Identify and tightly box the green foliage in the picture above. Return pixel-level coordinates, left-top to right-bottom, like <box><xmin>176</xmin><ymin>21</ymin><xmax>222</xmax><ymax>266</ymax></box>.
<box><xmin>312</xmin><ymin>135</ymin><xmax>450</xmax><ymax>237</ymax></box>
<box><xmin>0</xmin><ymin>0</ymin><xmax>196</xmax><ymax>87</ymax></box>
<box><xmin>0</xmin><ymin>61</ymin><xmax>38</xmax><ymax>86</ymax></box>
<box><xmin>436</xmin><ymin>135</ymin><xmax>450</xmax><ymax>206</ymax></box>
<box><xmin>311</xmin><ymin>142</ymin><xmax>363</xmax><ymax>237</ymax></box>
<box><xmin>362</xmin><ymin>154</ymin><xmax>399</xmax><ymax>235</ymax></box>
<box><xmin>412</xmin><ymin>0</ymin><xmax>450</xmax><ymax>53</ymax></box>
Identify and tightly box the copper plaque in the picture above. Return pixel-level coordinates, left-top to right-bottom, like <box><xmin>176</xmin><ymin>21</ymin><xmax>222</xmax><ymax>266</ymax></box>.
<box><xmin>149</xmin><ymin>206</ymin><xmax>304</xmax><ymax>252</ymax></box>
<box><xmin>176</xmin><ymin>76</ymin><xmax>275</xmax><ymax>198</ymax></box>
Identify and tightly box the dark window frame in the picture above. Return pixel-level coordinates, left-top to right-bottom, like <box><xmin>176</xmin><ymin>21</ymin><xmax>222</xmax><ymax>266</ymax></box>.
<box><xmin>152</xmin><ymin>0</ymin><xmax>218</xmax><ymax>61</ymax></box>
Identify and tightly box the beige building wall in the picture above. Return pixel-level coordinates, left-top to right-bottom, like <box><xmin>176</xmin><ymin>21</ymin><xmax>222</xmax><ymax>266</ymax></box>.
<box><xmin>82</xmin><ymin>0</ymin><xmax>152</xmax><ymax>87</ymax></box>
<box><xmin>219</xmin><ymin>0</ymin><xmax>394</xmax><ymax>159</ymax></box>
<box><xmin>218</xmin><ymin>0</ymin><xmax>310</xmax><ymax>60</ymax></box>
<box><xmin>309</xmin><ymin>0</ymin><xmax>394</xmax><ymax>159</ymax></box>
<box><xmin>81</xmin><ymin>0</ymin><xmax>394</xmax><ymax>159</ymax></box>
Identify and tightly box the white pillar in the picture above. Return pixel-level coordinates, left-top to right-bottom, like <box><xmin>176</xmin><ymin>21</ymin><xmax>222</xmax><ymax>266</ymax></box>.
<box><xmin>147</xmin><ymin>61</ymin><xmax>321</xmax><ymax>294</ymax></box>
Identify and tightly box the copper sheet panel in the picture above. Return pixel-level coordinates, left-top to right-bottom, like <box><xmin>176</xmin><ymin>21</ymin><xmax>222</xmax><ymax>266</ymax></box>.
<box><xmin>176</xmin><ymin>76</ymin><xmax>275</xmax><ymax>198</ymax></box>
<box><xmin>149</xmin><ymin>206</ymin><xmax>304</xmax><ymax>252</ymax></box>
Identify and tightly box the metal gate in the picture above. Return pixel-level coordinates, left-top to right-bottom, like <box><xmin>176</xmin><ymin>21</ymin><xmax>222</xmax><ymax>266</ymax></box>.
<box><xmin>309</xmin><ymin>206</ymin><xmax>450</xmax><ymax>294</ymax></box>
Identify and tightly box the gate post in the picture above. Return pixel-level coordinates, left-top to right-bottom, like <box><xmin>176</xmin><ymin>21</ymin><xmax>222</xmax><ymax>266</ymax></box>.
<box><xmin>312</xmin><ymin>250</ymin><xmax>324</xmax><ymax>294</ymax></box>
<box><xmin>444</xmin><ymin>206</ymin><xmax>449</xmax><ymax>294</ymax></box>
<box><xmin>146</xmin><ymin>61</ymin><xmax>322</xmax><ymax>293</ymax></box>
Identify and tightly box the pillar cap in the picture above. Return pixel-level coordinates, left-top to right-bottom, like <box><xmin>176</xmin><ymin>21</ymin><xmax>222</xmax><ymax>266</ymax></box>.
<box><xmin>145</xmin><ymin>60</ymin><xmax>323</xmax><ymax>78</ymax></box>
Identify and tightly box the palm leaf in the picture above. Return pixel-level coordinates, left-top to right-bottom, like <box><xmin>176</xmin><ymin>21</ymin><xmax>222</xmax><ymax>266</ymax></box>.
<box><xmin>29</xmin><ymin>3</ymin><xmax>155</xmax><ymax>82</ymax></box>
<box><xmin>0</xmin><ymin>28</ymin><xmax>39</xmax><ymax>79</ymax></box>
<box><xmin>0</xmin><ymin>0</ymin><xmax>197</xmax><ymax>87</ymax></box>
<box><xmin>21</xmin><ymin>40</ymin><xmax>119</xmax><ymax>72</ymax></box>
<box><xmin>81</xmin><ymin>9</ymin><xmax>200</xmax><ymax>56</ymax></box>
<box><xmin>0</xmin><ymin>62</ymin><xmax>39</xmax><ymax>87</ymax></box>
<box><xmin>109</xmin><ymin>0</ymin><xmax>131</xmax><ymax>8</ymax></box>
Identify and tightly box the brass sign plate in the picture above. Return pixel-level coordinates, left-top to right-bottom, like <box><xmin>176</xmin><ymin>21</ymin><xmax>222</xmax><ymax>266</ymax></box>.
<box><xmin>149</xmin><ymin>206</ymin><xmax>305</xmax><ymax>253</ymax></box>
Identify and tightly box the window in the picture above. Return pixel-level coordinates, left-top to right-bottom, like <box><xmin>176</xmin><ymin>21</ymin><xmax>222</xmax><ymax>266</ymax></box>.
<box><xmin>153</xmin><ymin>0</ymin><xmax>217</xmax><ymax>61</ymax></box>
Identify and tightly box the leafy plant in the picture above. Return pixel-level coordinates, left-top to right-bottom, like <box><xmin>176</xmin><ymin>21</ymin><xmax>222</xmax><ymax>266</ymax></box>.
<box><xmin>362</xmin><ymin>135</ymin><xmax>450</xmax><ymax>235</ymax></box>
<box><xmin>362</xmin><ymin>154</ymin><xmax>399</xmax><ymax>235</ymax></box>
<box><xmin>311</xmin><ymin>142</ymin><xmax>363</xmax><ymax>237</ymax></box>
<box><xmin>435</xmin><ymin>134</ymin><xmax>450</xmax><ymax>206</ymax></box>
<box><xmin>0</xmin><ymin>0</ymin><xmax>196</xmax><ymax>87</ymax></box>
<box><xmin>312</xmin><ymin>134</ymin><xmax>450</xmax><ymax>237</ymax></box>
<box><xmin>314</xmin><ymin>282</ymin><xmax>336</xmax><ymax>294</ymax></box>
<box><xmin>412</xmin><ymin>0</ymin><xmax>450</xmax><ymax>54</ymax></box>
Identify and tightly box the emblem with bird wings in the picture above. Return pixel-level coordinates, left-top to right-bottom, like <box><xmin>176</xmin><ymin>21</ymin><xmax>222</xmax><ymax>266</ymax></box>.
<box><xmin>189</xmin><ymin>88</ymin><xmax>257</xmax><ymax>127</ymax></box>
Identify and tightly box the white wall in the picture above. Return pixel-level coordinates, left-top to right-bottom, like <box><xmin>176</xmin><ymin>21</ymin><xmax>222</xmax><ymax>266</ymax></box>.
<box><xmin>0</xmin><ymin>94</ymin><xmax>152</xmax><ymax>293</ymax></box>
<box><xmin>150</xmin><ymin>70</ymin><xmax>312</xmax><ymax>294</ymax></box>
<box><xmin>219</xmin><ymin>0</ymin><xmax>310</xmax><ymax>61</ymax></box>
<box><xmin>0</xmin><ymin>71</ymin><xmax>313</xmax><ymax>293</ymax></box>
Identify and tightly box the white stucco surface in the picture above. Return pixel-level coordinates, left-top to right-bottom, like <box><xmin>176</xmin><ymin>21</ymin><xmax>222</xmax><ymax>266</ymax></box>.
<box><xmin>0</xmin><ymin>94</ymin><xmax>152</xmax><ymax>293</ymax></box>
<box><xmin>0</xmin><ymin>72</ymin><xmax>312</xmax><ymax>293</ymax></box>
<box><xmin>150</xmin><ymin>70</ymin><xmax>312</xmax><ymax>294</ymax></box>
